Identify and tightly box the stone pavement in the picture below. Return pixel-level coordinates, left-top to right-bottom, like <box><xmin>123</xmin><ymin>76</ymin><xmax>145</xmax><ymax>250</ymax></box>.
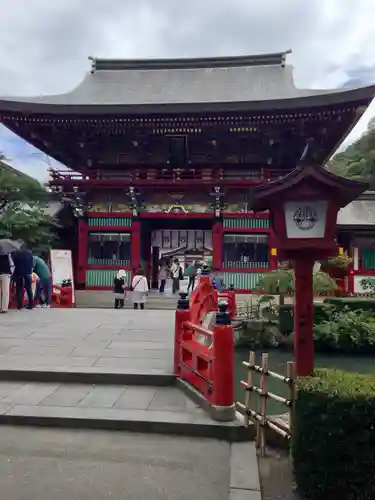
<box><xmin>0</xmin><ymin>427</ymin><xmax>261</xmax><ymax>500</ymax></box>
<box><xmin>0</xmin><ymin>308</ymin><xmax>175</xmax><ymax>381</ymax></box>
<box><xmin>0</xmin><ymin>309</ymin><xmax>262</xmax><ymax>498</ymax></box>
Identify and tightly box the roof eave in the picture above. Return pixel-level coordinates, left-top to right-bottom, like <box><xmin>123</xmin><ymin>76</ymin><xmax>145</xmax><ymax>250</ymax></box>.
<box><xmin>0</xmin><ymin>85</ymin><xmax>374</xmax><ymax>116</ymax></box>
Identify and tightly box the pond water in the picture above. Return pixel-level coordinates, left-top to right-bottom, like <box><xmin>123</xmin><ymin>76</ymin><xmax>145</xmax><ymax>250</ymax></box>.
<box><xmin>234</xmin><ymin>348</ymin><xmax>375</xmax><ymax>414</ymax></box>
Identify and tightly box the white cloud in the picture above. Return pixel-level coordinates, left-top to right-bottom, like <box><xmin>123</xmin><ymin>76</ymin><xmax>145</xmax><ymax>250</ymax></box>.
<box><xmin>0</xmin><ymin>0</ymin><xmax>374</xmax><ymax>178</ymax></box>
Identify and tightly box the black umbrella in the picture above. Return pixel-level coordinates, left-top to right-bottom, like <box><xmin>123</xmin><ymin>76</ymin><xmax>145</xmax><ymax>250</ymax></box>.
<box><xmin>0</xmin><ymin>239</ymin><xmax>22</xmax><ymax>255</ymax></box>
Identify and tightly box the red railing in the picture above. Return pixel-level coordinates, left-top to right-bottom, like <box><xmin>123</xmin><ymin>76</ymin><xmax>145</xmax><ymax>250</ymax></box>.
<box><xmin>174</xmin><ymin>274</ymin><xmax>236</xmax><ymax>421</ymax></box>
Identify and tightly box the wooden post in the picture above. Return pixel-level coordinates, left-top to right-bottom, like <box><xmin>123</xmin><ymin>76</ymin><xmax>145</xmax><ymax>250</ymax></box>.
<box><xmin>287</xmin><ymin>361</ymin><xmax>296</xmax><ymax>435</ymax></box>
<box><xmin>77</xmin><ymin>218</ymin><xmax>88</xmax><ymax>287</ymax></box>
<box><xmin>294</xmin><ymin>256</ymin><xmax>315</xmax><ymax>376</ymax></box>
<box><xmin>244</xmin><ymin>351</ymin><xmax>255</xmax><ymax>427</ymax></box>
<box><xmin>257</xmin><ymin>353</ymin><xmax>268</xmax><ymax>456</ymax></box>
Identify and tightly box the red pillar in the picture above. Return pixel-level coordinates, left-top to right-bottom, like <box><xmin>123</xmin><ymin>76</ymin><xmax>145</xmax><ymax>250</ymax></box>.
<box><xmin>212</xmin><ymin>221</ymin><xmax>223</xmax><ymax>270</ymax></box>
<box><xmin>294</xmin><ymin>256</ymin><xmax>315</xmax><ymax>377</ymax></box>
<box><xmin>131</xmin><ymin>220</ymin><xmax>141</xmax><ymax>273</ymax></box>
<box><xmin>77</xmin><ymin>219</ymin><xmax>88</xmax><ymax>287</ymax></box>
<box><xmin>347</xmin><ymin>245</ymin><xmax>355</xmax><ymax>295</ymax></box>
<box><xmin>268</xmin><ymin>228</ymin><xmax>278</xmax><ymax>270</ymax></box>
<box><xmin>212</xmin><ymin>322</ymin><xmax>234</xmax><ymax>407</ymax></box>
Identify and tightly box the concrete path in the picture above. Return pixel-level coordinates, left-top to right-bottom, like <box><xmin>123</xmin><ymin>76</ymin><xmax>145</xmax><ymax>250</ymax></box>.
<box><xmin>0</xmin><ymin>308</ymin><xmax>175</xmax><ymax>380</ymax></box>
<box><xmin>0</xmin><ymin>427</ymin><xmax>261</xmax><ymax>500</ymax></box>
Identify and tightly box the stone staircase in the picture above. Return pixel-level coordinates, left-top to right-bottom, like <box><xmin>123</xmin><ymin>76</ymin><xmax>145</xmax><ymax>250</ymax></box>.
<box><xmin>75</xmin><ymin>290</ymin><xmax>179</xmax><ymax>310</ymax></box>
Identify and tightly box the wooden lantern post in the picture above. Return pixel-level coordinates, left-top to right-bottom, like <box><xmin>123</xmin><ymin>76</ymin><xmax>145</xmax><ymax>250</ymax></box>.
<box><xmin>253</xmin><ymin>164</ymin><xmax>368</xmax><ymax>377</ymax></box>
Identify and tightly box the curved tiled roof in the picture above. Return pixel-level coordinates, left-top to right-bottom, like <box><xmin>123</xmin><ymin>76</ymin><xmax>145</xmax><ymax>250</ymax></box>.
<box><xmin>0</xmin><ymin>51</ymin><xmax>374</xmax><ymax>114</ymax></box>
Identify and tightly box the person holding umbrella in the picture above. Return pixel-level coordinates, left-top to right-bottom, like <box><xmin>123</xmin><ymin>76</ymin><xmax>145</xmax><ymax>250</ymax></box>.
<box><xmin>0</xmin><ymin>239</ymin><xmax>19</xmax><ymax>313</ymax></box>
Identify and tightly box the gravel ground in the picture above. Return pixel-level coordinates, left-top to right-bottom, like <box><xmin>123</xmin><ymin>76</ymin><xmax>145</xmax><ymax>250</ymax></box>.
<box><xmin>258</xmin><ymin>448</ymin><xmax>301</xmax><ymax>500</ymax></box>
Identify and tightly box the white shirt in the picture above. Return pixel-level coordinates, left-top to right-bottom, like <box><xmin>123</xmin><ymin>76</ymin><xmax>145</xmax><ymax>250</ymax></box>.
<box><xmin>131</xmin><ymin>275</ymin><xmax>149</xmax><ymax>292</ymax></box>
<box><xmin>170</xmin><ymin>263</ymin><xmax>180</xmax><ymax>278</ymax></box>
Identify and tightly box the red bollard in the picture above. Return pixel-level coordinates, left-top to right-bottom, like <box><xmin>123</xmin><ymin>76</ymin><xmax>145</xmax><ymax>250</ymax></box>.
<box><xmin>174</xmin><ymin>292</ymin><xmax>190</xmax><ymax>376</ymax></box>
<box><xmin>211</xmin><ymin>302</ymin><xmax>235</xmax><ymax>421</ymax></box>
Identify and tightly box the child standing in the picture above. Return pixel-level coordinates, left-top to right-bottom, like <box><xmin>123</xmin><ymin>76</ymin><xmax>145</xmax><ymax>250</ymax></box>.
<box><xmin>113</xmin><ymin>270</ymin><xmax>126</xmax><ymax>309</ymax></box>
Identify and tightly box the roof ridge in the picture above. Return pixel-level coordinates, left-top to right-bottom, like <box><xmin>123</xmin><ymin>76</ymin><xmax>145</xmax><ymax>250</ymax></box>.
<box><xmin>88</xmin><ymin>50</ymin><xmax>292</xmax><ymax>73</ymax></box>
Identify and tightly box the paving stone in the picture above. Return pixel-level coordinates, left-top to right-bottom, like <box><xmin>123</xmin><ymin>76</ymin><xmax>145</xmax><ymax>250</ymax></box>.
<box><xmin>149</xmin><ymin>387</ymin><xmax>190</xmax><ymax>412</ymax></box>
<box><xmin>2</xmin><ymin>383</ymin><xmax>59</xmax><ymax>405</ymax></box>
<box><xmin>39</xmin><ymin>384</ymin><xmax>92</xmax><ymax>407</ymax></box>
<box><xmin>78</xmin><ymin>385</ymin><xmax>126</xmax><ymax>408</ymax></box>
<box><xmin>114</xmin><ymin>386</ymin><xmax>156</xmax><ymax>409</ymax></box>
<box><xmin>230</xmin><ymin>442</ymin><xmax>260</xmax><ymax>491</ymax></box>
<box><xmin>229</xmin><ymin>490</ymin><xmax>262</xmax><ymax>500</ymax></box>
<box><xmin>0</xmin><ymin>382</ymin><xmax>25</xmax><ymax>398</ymax></box>
<box><xmin>94</xmin><ymin>356</ymin><xmax>171</xmax><ymax>370</ymax></box>
<box><xmin>7</xmin><ymin>345</ymin><xmax>76</xmax><ymax>356</ymax></box>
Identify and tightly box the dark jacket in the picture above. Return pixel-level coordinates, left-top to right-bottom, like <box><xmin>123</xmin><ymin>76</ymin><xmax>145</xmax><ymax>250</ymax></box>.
<box><xmin>12</xmin><ymin>249</ymin><xmax>33</xmax><ymax>276</ymax></box>
<box><xmin>0</xmin><ymin>255</ymin><xmax>12</xmax><ymax>275</ymax></box>
<box><xmin>113</xmin><ymin>277</ymin><xmax>125</xmax><ymax>294</ymax></box>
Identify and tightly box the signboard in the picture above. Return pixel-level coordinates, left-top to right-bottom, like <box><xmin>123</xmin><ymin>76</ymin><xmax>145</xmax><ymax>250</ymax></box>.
<box><xmin>50</xmin><ymin>249</ymin><xmax>75</xmax><ymax>303</ymax></box>
<box><xmin>284</xmin><ymin>200</ymin><xmax>328</xmax><ymax>239</ymax></box>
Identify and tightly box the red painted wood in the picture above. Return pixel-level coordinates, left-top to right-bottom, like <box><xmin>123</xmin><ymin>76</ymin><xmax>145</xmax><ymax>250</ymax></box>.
<box><xmin>294</xmin><ymin>257</ymin><xmax>315</xmax><ymax>377</ymax></box>
<box><xmin>87</xmin><ymin>212</ymin><xmax>132</xmax><ymax>217</ymax></box>
<box><xmin>222</xmin><ymin>227</ymin><xmax>270</xmax><ymax>233</ymax></box>
<box><xmin>212</xmin><ymin>222</ymin><xmax>223</xmax><ymax>270</ymax></box>
<box><xmin>86</xmin><ymin>265</ymin><xmax>132</xmax><ymax>270</ymax></box>
<box><xmin>221</xmin><ymin>267</ymin><xmax>270</xmax><ymax>273</ymax></box>
<box><xmin>268</xmin><ymin>229</ymin><xmax>278</xmax><ymax>270</ymax></box>
<box><xmin>87</xmin><ymin>226</ymin><xmax>132</xmax><ymax>231</ymax></box>
<box><xmin>77</xmin><ymin>219</ymin><xmax>88</xmax><ymax>286</ymax></box>
<box><xmin>131</xmin><ymin>221</ymin><xmax>141</xmax><ymax>271</ymax></box>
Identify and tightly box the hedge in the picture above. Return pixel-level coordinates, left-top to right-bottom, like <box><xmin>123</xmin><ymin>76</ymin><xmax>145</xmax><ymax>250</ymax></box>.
<box><xmin>279</xmin><ymin>304</ymin><xmax>328</xmax><ymax>335</ymax></box>
<box><xmin>292</xmin><ymin>369</ymin><xmax>375</xmax><ymax>500</ymax></box>
<box><xmin>324</xmin><ymin>297</ymin><xmax>375</xmax><ymax>313</ymax></box>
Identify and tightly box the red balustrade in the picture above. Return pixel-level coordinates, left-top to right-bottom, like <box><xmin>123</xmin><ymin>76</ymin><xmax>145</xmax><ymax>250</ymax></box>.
<box><xmin>174</xmin><ymin>275</ymin><xmax>235</xmax><ymax>421</ymax></box>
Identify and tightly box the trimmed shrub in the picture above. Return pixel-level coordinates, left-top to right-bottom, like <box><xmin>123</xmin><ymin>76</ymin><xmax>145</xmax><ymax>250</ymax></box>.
<box><xmin>324</xmin><ymin>297</ymin><xmax>375</xmax><ymax>313</ymax></box>
<box><xmin>279</xmin><ymin>304</ymin><xmax>328</xmax><ymax>335</ymax></box>
<box><xmin>293</xmin><ymin>369</ymin><xmax>375</xmax><ymax>500</ymax></box>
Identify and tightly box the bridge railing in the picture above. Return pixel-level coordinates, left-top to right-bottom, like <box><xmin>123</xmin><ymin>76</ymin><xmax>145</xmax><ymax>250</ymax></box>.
<box><xmin>174</xmin><ymin>274</ymin><xmax>236</xmax><ymax>421</ymax></box>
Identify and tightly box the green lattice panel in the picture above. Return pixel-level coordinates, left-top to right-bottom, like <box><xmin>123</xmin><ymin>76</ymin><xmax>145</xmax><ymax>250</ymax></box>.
<box><xmin>87</xmin><ymin>258</ymin><xmax>131</xmax><ymax>266</ymax></box>
<box><xmin>362</xmin><ymin>249</ymin><xmax>375</xmax><ymax>270</ymax></box>
<box><xmin>86</xmin><ymin>269</ymin><xmax>131</xmax><ymax>287</ymax></box>
<box><xmin>222</xmin><ymin>272</ymin><xmax>265</xmax><ymax>290</ymax></box>
<box><xmin>223</xmin><ymin>218</ymin><xmax>270</xmax><ymax>229</ymax></box>
<box><xmin>88</xmin><ymin>217</ymin><xmax>132</xmax><ymax>227</ymax></box>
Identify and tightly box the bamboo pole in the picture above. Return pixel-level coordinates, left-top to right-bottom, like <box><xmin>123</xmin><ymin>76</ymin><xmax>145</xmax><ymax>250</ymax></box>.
<box><xmin>244</xmin><ymin>351</ymin><xmax>255</xmax><ymax>427</ymax></box>
<box><xmin>257</xmin><ymin>353</ymin><xmax>268</xmax><ymax>456</ymax></box>
<box><xmin>287</xmin><ymin>361</ymin><xmax>296</xmax><ymax>435</ymax></box>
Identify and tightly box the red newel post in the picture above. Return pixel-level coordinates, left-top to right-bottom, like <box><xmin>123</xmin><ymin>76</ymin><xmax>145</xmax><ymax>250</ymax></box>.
<box><xmin>294</xmin><ymin>256</ymin><xmax>315</xmax><ymax>377</ymax></box>
<box><xmin>211</xmin><ymin>302</ymin><xmax>235</xmax><ymax>418</ymax></box>
<box><xmin>174</xmin><ymin>292</ymin><xmax>190</xmax><ymax>376</ymax></box>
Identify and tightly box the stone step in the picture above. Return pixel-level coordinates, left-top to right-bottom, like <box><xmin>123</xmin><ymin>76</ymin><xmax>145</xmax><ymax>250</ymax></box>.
<box><xmin>75</xmin><ymin>291</ymin><xmax>179</xmax><ymax>310</ymax></box>
<box><xmin>0</xmin><ymin>381</ymin><xmax>252</xmax><ymax>441</ymax></box>
<box><xmin>0</xmin><ymin>367</ymin><xmax>175</xmax><ymax>386</ymax></box>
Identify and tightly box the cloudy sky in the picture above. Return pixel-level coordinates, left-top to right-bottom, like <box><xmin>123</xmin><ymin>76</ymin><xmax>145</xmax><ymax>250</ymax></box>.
<box><xmin>0</xmin><ymin>0</ymin><xmax>375</xmax><ymax>181</ymax></box>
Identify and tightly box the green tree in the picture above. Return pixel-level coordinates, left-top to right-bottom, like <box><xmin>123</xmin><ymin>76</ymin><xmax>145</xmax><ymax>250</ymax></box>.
<box><xmin>255</xmin><ymin>267</ymin><xmax>338</xmax><ymax>304</ymax></box>
<box><xmin>0</xmin><ymin>157</ymin><xmax>56</xmax><ymax>251</ymax></box>
<box><xmin>328</xmin><ymin>117</ymin><xmax>375</xmax><ymax>182</ymax></box>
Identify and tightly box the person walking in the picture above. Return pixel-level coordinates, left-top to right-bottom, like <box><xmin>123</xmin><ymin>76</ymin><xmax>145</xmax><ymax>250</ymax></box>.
<box><xmin>0</xmin><ymin>253</ymin><xmax>14</xmax><ymax>313</ymax></box>
<box><xmin>186</xmin><ymin>261</ymin><xmax>198</xmax><ymax>293</ymax></box>
<box><xmin>131</xmin><ymin>268</ymin><xmax>149</xmax><ymax>310</ymax></box>
<box><xmin>113</xmin><ymin>269</ymin><xmax>126</xmax><ymax>309</ymax></box>
<box><xmin>170</xmin><ymin>258</ymin><xmax>182</xmax><ymax>294</ymax></box>
<box><xmin>158</xmin><ymin>261</ymin><xmax>168</xmax><ymax>293</ymax></box>
<box><xmin>12</xmin><ymin>244</ymin><xmax>34</xmax><ymax>310</ymax></box>
<box><xmin>33</xmin><ymin>255</ymin><xmax>52</xmax><ymax>308</ymax></box>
